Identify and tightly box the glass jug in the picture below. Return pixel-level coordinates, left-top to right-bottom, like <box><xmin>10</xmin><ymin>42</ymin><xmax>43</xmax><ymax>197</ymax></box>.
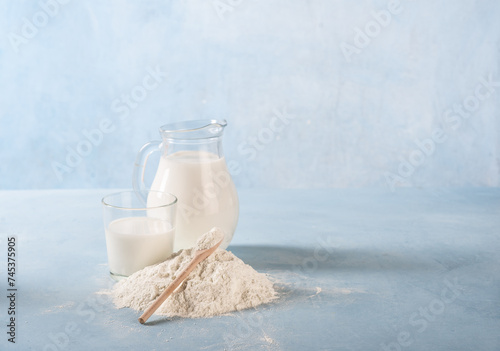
<box><xmin>133</xmin><ymin>119</ymin><xmax>239</xmax><ymax>251</ymax></box>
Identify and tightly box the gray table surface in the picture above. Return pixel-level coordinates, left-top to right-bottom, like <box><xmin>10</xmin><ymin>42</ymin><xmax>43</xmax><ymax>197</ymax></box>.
<box><xmin>0</xmin><ymin>188</ymin><xmax>499</xmax><ymax>350</ymax></box>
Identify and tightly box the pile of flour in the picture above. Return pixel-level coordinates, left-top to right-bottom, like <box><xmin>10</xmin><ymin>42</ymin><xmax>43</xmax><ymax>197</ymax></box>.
<box><xmin>112</xmin><ymin>228</ymin><xmax>277</xmax><ymax>318</ymax></box>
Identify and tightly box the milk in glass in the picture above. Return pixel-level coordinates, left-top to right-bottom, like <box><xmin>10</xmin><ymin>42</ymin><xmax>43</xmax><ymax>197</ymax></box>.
<box><xmin>105</xmin><ymin>216</ymin><xmax>174</xmax><ymax>276</ymax></box>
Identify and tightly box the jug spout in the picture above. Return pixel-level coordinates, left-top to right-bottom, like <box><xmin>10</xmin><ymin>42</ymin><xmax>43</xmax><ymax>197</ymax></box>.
<box><xmin>159</xmin><ymin>119</ymin><xmax>227</xmax><ymax>140</ymax></box>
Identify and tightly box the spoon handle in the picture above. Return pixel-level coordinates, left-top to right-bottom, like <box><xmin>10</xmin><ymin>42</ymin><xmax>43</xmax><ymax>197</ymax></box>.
<box><xmin>138</xmin><ymin>240</ymin><xmax>222</xmax><ymax>324</ymax></box>
<box><xmin>139</xmin><ymin>256</ymin><xmax>201</xmax><ymax>324</ymax></box>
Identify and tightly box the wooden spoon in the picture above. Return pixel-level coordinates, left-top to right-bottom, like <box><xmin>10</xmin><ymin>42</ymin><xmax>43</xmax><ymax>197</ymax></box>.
<box><xmin>138</xmin><ymin>237</ymin><xmax>223</xmax><ymax>324</ymax></box>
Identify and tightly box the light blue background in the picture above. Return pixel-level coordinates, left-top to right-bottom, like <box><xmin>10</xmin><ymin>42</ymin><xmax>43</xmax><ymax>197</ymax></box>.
<box><xmin>0</xmin><ymin>0</ymin><xmax>499</xmax><ymax>190</ymax></box>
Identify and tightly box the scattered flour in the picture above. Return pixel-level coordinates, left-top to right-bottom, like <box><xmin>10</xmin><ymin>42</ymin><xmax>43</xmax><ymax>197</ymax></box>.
<box><xmin>111</xmin><ymin>234</ymin><xmax>277</xmax><ymax>318</ymax></box>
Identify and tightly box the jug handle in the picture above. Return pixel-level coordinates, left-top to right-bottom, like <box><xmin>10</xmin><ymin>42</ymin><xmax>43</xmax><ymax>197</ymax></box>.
<box><xmin>133</xmin><ymin>140</ymin><xmax>162</xmax><ymax>203</ymax></box>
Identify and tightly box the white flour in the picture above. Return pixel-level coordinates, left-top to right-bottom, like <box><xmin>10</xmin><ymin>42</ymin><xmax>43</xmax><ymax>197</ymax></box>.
<box><xmin>111</xmin><ymin>236</ymin><xmax>277</xmax><ymax>318</ymax></box>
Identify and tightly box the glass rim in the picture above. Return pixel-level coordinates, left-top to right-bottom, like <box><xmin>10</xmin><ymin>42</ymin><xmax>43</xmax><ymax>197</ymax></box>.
<box><xmin>101</xmin><ymin>190</ymin><xmax>177</xmax><ymax>211</ymax></box>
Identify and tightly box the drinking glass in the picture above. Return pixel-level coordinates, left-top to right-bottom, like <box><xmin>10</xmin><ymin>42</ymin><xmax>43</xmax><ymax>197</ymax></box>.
<box><xmin>102</xmin><ymin>190</ymin><xmax>177</xmax><ymax>280</ymax></box>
